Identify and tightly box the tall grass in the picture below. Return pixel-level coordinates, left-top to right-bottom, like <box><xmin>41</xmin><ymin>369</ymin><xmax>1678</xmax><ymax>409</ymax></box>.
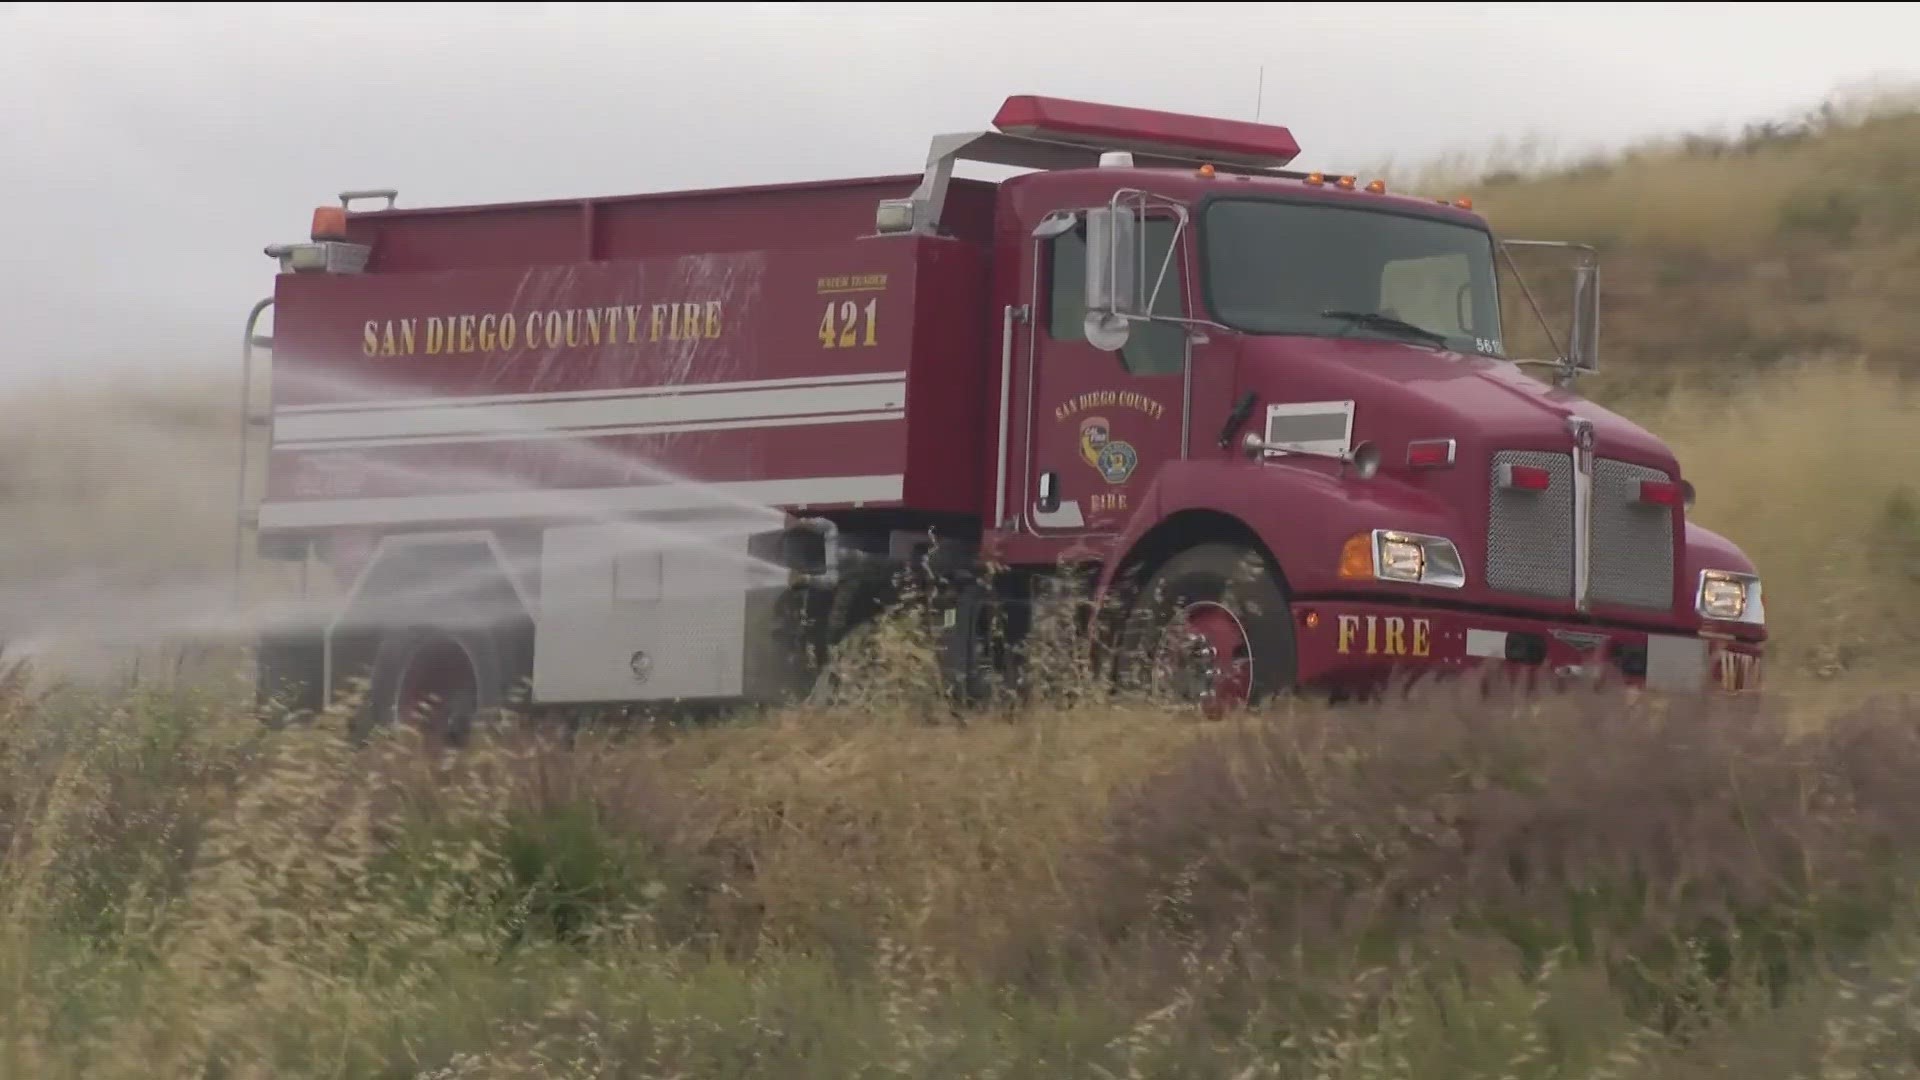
<box><xmin>3</xmin><ymin>664</ymin><xmax>1920</xmax><ymax>1076</ymax></box>
<box><xmin>1632</xmin><ymin>359</ymin><xmax>1920</xmax><ymax>689</ymax></box>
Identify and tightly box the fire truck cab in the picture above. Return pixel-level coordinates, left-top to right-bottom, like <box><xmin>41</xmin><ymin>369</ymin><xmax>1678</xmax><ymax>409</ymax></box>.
<box><xmin>242</xmin><ymin>94</ymin><xmax>1766</xmax><ymax>736</ymax></box>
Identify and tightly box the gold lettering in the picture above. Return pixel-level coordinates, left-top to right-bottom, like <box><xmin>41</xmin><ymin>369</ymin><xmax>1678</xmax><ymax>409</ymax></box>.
<box><xmin>1365</xmin><ymin>615</ymin><xmax>1378</xmax><ymax>656</ymax></box>
<box><xmin>363</xmin><ymin>301</ymin><xmax>751</xmax><ymax>357</ymax></box>
<box><xmin>1054</xmin><ymin>389</ymin><xmax>1168</xmax><ymax>423</ymax></box>
<box><xmin>1412</xmin><ymin>618</ymin><xmax>1431</xmax><ymax>657</ymax></box>
<box><xmin>1385</xmin><ymin>617</ymin><xmax>1407</xmax><ymax>656</ymax></box>
<box><xmin>1337</xmin><ymin>615</ymin><xmax>1360</xmax><ymax>655</ymax></box>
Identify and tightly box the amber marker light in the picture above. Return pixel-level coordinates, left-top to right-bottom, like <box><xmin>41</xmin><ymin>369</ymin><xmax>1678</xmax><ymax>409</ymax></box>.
<box><xmin>1366</xmin><ymin>179</ymin><xmax>1386</xmax><ymax>194</ymax></box>
<box><xmin>1339</xmin><ymin>533</ymin><xmax>1374</xmax><ymax>579</ymax></box>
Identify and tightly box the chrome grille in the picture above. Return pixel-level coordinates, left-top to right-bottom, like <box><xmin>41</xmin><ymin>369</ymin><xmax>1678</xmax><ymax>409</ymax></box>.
<box><xmin>1483</xmin><ymin>449</ymin><xmax>1678</xmax><ymax>612</ymax></box>
<box><xmin>1589</xmin><ymin>458</ymin><xmax>1676</xmax><ymax>610</ymax></box>
<box><xmin>1485</xmin><ymin>450</ymin><xmax>1574</xmax><ymax>599</ymax></box>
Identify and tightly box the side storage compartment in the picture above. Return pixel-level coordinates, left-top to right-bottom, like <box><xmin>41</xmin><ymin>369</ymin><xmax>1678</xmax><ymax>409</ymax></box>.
<box><xmin>530</xmin><ymin>520</ymin><xmax>809</xmax><ymax>706</ymax></box>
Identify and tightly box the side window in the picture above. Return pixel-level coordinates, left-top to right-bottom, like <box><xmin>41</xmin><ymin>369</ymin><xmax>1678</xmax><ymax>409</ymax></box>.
<box><xmin>1047</xmin><ymin>216</ymin><xmax>1189</xmax><ymax>377</ymax></box>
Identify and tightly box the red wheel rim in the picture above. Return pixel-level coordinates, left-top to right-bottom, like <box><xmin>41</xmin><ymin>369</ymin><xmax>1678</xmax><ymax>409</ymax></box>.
<box><xmin>393</xmin><ymin>635</ymin><xmax>477</xmax><ymax>735</ymax></box>
<box><xmin>1157</xmin><ymin>601</ymin><xmax>1253</xmax><ymax>717</ymax></box>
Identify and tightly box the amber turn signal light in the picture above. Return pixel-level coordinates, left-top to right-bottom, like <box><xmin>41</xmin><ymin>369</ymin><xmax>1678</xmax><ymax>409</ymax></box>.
<box><xmin>1339</xmin><ymin>533</ymin><xmax>1374</xmax><ymax>580</ymax></box>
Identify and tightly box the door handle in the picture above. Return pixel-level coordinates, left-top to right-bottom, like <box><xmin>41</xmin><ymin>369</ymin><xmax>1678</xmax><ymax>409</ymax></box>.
<box><xmin>1037</xmin><ymin>470</ymin><xmax>1061</xmax><ymax>513</ymax></box>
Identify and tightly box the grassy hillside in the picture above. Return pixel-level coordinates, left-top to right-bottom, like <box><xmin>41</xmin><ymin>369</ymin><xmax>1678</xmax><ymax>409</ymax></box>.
<box><xmin>1444</xmin><ymin>87</ymin><xmax>1920</xmax><ymax>402</ymax></box>
<box><xmin>0</xmin><ymin>88</ymin><xmax>1916</xmax><ymax>1077</ymax></box>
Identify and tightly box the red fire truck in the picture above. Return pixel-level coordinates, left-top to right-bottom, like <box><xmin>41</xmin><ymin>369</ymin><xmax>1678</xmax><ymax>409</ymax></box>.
<box><xmin>241</xmin><ymin>94</ymin><xmax>1766</xmax><ymax>736</ymax></box>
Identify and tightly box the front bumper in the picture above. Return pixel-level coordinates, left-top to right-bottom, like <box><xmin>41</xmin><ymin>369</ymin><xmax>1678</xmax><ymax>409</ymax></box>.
<box><xmin>1291</xmin><ymin>600</ymin><xmax>1763</xmax><ymax>694</ymax></box>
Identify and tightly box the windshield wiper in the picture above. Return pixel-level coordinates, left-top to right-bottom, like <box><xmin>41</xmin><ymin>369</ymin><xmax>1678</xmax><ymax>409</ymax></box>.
<box><xmin>1319</xmin><ymin>309</ymin><xmax>1450</xmax><ymax>348</ymax></box>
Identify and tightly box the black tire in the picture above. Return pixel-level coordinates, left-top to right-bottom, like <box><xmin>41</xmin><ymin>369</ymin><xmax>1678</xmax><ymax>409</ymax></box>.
<box><xmin>1114</xmin><ymin>541</ymin><xmax>1298</xmax><ymax>714</ymax></box>
<box><xmin>360</xmin><ymin>623</ymin><xmax>517</xmax><ymax>747</ymax></box>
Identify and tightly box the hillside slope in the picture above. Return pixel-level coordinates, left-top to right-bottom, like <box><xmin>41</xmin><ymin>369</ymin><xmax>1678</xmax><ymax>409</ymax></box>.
<box><xmin>1439</xmin><ymin>89</ymin><xmax>1920</xmax><ymax>401</ymax></box>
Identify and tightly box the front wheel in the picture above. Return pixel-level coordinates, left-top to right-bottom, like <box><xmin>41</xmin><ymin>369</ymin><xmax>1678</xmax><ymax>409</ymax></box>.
<box><xmin>1113</xmin><ymin>542</ymin><xmax>1298</xmax><ymax>717</ymax></box>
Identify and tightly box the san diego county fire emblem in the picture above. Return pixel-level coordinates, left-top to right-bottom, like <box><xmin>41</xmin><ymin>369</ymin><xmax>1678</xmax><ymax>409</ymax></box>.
<box><xmin>1079</xmin><ymin>416</ymin><xmax>1138</xmax><ymax>484</ymax></box>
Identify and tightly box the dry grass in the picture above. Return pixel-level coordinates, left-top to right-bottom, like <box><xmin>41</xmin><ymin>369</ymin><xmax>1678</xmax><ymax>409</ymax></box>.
<box><xmin>2</xmin><ymin>668</ymin><xmax>1920</xmax><ymax>1077</ymax></box>
<box><xmin>1635</xmin><ymin>358</ymin><xmax>1920</xmax><ymax>689</ymax></box>
<box><xmin>1457</xmin><ymin>88</ymin><xmax>1920</xmax><ymax>381</ymax></box>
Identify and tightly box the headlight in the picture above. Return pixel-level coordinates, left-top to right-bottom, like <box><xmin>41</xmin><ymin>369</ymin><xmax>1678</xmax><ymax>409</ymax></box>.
<box><xmin>1340</xmin><ymin>529</ymin><xmax>1467</xmax><ymax>589</ymax></box>
<box><xmin>1696</xmin><ymin>569</ymin><xmax>1764</xmax><ymax>625</ymax></box>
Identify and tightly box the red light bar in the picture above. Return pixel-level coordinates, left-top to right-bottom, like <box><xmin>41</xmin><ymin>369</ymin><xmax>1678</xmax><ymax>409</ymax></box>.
<box><xmin>992</xmin><ymin>95</ymin><xmax>1302</xmax><ymax>170</ymax></box>
<box><xmin>1639</xmin><ymin>479</ymin><xmax>1684</xmax><ymax>506</ymax></box>
<box><xmin>1406</xmin><ymin>438</ymin><xmax>1456</xmax><ymax>469</ymax></box>
<box><xmin>1497</xmin><ymin>463</ymin><xmax>1552</xmax><ymax>491</ymax></box>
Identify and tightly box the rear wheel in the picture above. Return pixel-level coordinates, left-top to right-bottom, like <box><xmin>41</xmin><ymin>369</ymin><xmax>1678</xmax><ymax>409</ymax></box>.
<box><xmin>1115</xmin><ymin>542</ymin><xmax>1298</xmax><ymax>716</ymax></box>
<box><xmin>363</xmin><ymin>624</ymin><xmax>514</xmax><ymax>747</ymax></box>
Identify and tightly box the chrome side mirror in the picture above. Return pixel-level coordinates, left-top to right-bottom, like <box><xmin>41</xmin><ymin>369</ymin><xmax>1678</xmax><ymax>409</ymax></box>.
<box><xmin>1083</xmin><ymin>206</ymin><xmax>1139</xmax><ymax>352</ymax></box>
<box><xmin>1499</xmin><ymin>239</ymin><xmax>1601</xmax><ymax>385</ymax></box>
<box><xmin>1570</xmin><ymin>256</ymin><xmax>1600</xmax><ymax>375</ymax></box>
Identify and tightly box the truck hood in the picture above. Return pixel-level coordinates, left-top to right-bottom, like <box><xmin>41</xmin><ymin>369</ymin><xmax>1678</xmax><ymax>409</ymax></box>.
<box><xmin>1229</xmin><ymin>334</ymin><xmax>1714</xmax><ymax>631</ymax></box>
<box><xmin>1242</xmin><ymin>336</ymin><xmax>1678</xmax><ymax>474</ymax></box>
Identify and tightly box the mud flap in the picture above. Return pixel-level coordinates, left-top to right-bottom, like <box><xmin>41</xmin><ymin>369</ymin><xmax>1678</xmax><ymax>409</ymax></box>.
<box><xmin>934</xmin><ymin>585</ymin><xmax>995</xmax><ymax>707</ymax></box>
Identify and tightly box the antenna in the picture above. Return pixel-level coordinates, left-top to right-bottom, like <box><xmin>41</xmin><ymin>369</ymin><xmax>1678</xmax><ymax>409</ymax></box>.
<box><xmin>1254</xmin><ymin>64</ymin><xmax>1266</xmax><ymax>121</ymax></box>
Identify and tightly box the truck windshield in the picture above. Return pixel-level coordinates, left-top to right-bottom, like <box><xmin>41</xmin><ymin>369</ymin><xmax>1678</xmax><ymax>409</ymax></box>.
<box><xmin>1203</xmin><ymin>198</ymin><xmax>1504</xmax><ymax>357</ymax></box>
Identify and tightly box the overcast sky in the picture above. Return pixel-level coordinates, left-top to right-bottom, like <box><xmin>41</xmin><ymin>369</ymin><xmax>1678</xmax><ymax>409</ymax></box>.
<box><xmin>5</xmin><ymin>1</ymin><xmax>1919</xmax><ymax>392</ymax></box>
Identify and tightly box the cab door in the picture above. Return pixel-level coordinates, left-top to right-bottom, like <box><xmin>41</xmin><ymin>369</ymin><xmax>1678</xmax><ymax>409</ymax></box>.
<box><xmin>1022</xmin><ymin>209</ymin><xmax>1192</xmax><ymax>537</ymax></box>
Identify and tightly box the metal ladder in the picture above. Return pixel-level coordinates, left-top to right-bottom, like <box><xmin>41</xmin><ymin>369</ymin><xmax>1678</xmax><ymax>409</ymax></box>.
<box><xmin>235</xmin><ymin>298</ymin><xmax>274</xmax><ymax>607</ymax></box>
